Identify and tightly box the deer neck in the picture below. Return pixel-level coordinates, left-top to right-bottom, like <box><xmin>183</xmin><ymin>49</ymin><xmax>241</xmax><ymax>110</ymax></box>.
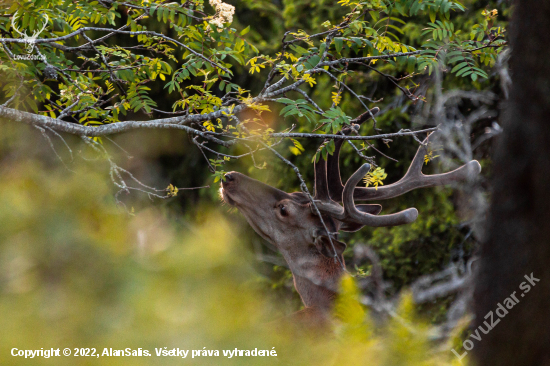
<box><xmin>279</xmin><ymin>245</ymin><xmax>345</xmax><ymax>312</ymax></box>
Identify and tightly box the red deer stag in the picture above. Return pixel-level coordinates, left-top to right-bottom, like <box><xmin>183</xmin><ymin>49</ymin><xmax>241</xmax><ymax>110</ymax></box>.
<box><xmin>220</xmin><ymin>108</ymin><xmax>481</xmax><ymax>320</ymax></box>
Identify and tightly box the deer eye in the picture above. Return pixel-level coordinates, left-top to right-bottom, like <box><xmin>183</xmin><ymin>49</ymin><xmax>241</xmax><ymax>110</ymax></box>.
<box><xmin>278</xmin><ymin>204</ymin><xmax>288</xmax><ymax>216</ymax></box>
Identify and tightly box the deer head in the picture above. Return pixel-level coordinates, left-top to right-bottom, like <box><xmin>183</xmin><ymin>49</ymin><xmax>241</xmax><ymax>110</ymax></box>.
<box><xmin>220</xmin><ymin>108</ymin><xmax>481</xmax><ymax>316</ymax></box>
<box><xmin>11</xmin><ymin>11</ymin><xmax>49</xmax><ymax>54</ymax></box>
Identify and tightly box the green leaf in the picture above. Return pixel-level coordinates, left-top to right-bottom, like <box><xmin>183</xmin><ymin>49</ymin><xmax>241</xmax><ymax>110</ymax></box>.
<box><xmin>277</xmin><ymin>98</ymin><xmax>295</xmax><ymax>104</ymax></box>
<box><xmin>429</xmin><ymin>9</ymin><xmax>436</xmax><ymax>23</ymax></box>
<box><xmin>456</xmin><ymin>67</ymin><xmax>472</xmax><ymax>77</ymax></box>
<box><xmin>309</xmin><ymin>55</ymin><xmax>321</xmax><ymax>67</ymax></box>
<box><xmin>240</xmin><ymin>25</ymin><xmax>250</xmax><ymax>36</ymax></box>
<box><xmin>335</xmin><ymin>38</ymin><xmax>344</xmax><ymax>54</ymax></box>
<box><xmin>369</xmin><ymin>11</ymin><xmax>379</xmax><ymax>22</ymax></box>
<box><xmin>451</xmin><ymin>62</ymin><xmax>468</xmax><ymax>73</ymax></box>
<box><xmin>280</xmin><ymin>105</ymin><xmax>296</xmax><ymax>115</ymax></box>
<box><xmin>326</xmin><ymin>140</ymin><xmax>335</xmax><ymax>155</ymax></box>
<box><xmin>387</xmin><ymin>24</ymin><xmax>404</xmax><ymax>34</ymax></box>
<box><xmin>410</xmin><ymin>0</ymin><xmax>421</xmax><ymax>15</ymax></box>
<box><xmin>447</xmin><ymin>55</ymin><xmax>466</xmax><ymax>64</ymax></box>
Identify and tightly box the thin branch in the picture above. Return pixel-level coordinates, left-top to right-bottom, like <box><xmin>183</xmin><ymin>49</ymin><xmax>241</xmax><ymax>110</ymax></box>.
<box><xmin>58</xmin><ymin>95</ymin><xmax>82</xmax><ymax>119</ymax></box>
<box><xmin>43</xmin><ymin>125</ymin><xmax>74</xmax><ymax>162</ymax></box>
<box><xmin>357</xmin><ymin>61</ymin><xmax>419</xmax><ymax>101</ymax></box>
<box><xmin>364</xmin><ymin>140</ymin><xmax>399</xmax><ymax>162</ymax></box>
<box><xmin>319</xmin><ymin>50</ymin><xmax>423</xmax><ymax>67</ymax></box>
<box><xmin>317</xmin><ymin>68</ymin><xmax>378</xmax><ymax>129</ymax></box>
<box><xmin>99</xmin><ymin>0</ymin><xmax>205</xmax><ymax>21</ymax></box>
<box><xmin>268</xmin><ymin>127</ymin><xmax>438</xmax><ymax>141</ymax></box>
<box><xmin>295</xmin><ymin>88</ymin><xmax>324</xmax><ymax>114</ymax></box>
<box><xmin>82</xmin><ymin>33</ymin><xmax>127</xmax><ymax>94</ymax></box>
<box><xmin>193</xmin><ymin>137</ymin><xmax>216</xmax><ymax>173</ymax></box>
<box><xmin>34</xmin><ymin>125</ymin><xmax>74</xmax><ymax>171</ymax></box>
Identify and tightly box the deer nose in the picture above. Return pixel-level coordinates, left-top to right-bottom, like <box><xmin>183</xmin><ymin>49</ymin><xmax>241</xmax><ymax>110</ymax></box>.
<box><xmin>224</xmin><ymin>173</ymin><xmax>234</xmax><ymax>182</ymax></box>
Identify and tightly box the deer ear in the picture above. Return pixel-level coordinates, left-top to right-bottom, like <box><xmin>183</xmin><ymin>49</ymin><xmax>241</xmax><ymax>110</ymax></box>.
<box><xmin>339</xmin><ymin>204</ymin><xmax>382</xmax><ymax>232</ymax></box>
<box><xmin>314</xmin><ymin>235</ymin><xmax>347</xmax><ymax>258</ymax></box>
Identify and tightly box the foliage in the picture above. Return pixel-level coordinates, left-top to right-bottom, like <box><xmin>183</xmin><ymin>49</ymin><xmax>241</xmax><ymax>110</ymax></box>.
<box><xmin>278</xmin><ymin>98</ymin><xmax>318</xmax><ymax>124</ymax></box>
<box><xmin>0</xmin><ymin>0</ymin><xmax>507</xmax><ymax>152</ymax></box>
<box><xmin>363</xmin><ymin>166</ymin><xmax>388</xmax><ymax>189</ymax></box>
<box><xmin>319</xmin><ymin>107</ymin><xmax>352</xmax><ymax>134</ymax></box>
<box><xmin>0</xmin><ymin>0</ymin><xmax>256</xmax><ymax>122</ymax></box>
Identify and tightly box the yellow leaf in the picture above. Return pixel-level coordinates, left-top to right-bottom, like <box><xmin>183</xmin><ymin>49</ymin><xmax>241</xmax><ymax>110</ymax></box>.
<box><xmin>331</xmin><ymin>91</ymin><xmax>342</xmax><ymax>106</ymax></box>
<box><xmin>363</xmin><ymin>167</ymin><xmax>387</xmax><ymax>189</ymax></box>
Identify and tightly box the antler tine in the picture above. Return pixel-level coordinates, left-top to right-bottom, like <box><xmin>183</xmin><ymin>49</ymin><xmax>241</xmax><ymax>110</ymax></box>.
<box><xmin>326</xmin><ymin>137</ymin><xmax>345</xmax><ymax>202</ymax></box>
<box><xmin>315</xmin><ymin>107</ymin><xmax>379</xmax><ymax>202</ymax></box>
<box><xmin>313</xmin><ymin>155</ymin><xmax>330</xmax><ymax>201</ymax></box>
<box><xmin>352</xmin><ymin>132</ymin><xmax>482</xmax><ymax>201</ymax></box>
<box><xmin>326</xmin><ymin>107</ymin><xmax>380</xmax><ymax>202</ymax></box>
<box><xmin>341</xmin><ymin>163</ymin><xmax>419</xmax><ymax>227</ymax></box>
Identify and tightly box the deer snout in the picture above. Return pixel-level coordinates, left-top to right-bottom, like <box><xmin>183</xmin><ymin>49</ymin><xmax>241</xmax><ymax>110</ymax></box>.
<box><xmin>221</xmin><ymin>173</ymin><xmax>236</xmax><ymax>188</ymax></box>
<box><xmin>221</xmin><ymin>172</ymin><xmax>239</xmax><ymax>189</ymax></box>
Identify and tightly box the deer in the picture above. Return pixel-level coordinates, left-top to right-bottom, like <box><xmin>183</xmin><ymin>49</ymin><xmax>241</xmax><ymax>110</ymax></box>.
<box><xmin>220</xmin><ymin>108</ymin><xmax>481</xmax><ymax>321</ymax></box>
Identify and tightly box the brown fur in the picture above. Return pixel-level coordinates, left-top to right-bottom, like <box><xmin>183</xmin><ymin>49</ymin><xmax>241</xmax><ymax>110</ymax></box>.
<box><xmin>221</xmin><ymin>172</ymin><xmax>343</xmax><ymax>317</ymax></box>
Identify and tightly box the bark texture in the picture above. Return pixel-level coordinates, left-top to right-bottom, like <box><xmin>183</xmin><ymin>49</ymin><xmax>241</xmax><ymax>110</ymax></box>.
<box><xmin>473</xmin><ymin>2</ymin><xmax>550</xmax><ymax>365</ymax></box>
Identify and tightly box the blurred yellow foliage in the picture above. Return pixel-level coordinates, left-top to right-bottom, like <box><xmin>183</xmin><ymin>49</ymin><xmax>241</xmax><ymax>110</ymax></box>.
<box><xmin>0</xmin><ymin>125</ymin><xmax>468</xmax><ymax>366</ymax></box>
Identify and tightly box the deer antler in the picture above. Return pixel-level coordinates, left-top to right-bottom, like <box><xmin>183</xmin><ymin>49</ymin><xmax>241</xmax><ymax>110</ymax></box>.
<box><xmin>348</xmin><ymin>132</ymin><xmax>480</xmax><ymax>201</ymax></box>
<box><xmin>314</xmin><ymin>111</ymin><xmax>481</xmax><ymax>228</ymax></box>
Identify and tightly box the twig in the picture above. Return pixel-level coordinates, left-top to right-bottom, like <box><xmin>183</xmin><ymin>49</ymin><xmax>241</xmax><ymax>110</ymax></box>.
<box><xmin>267</xmin><ymin>127</ymin><xmax>438</xmax><ymax>141</ymax></box>
<box><xmin>34</xmin><ymin>125</ymin><xmax>73</xmax><ymax>171</ymax></box>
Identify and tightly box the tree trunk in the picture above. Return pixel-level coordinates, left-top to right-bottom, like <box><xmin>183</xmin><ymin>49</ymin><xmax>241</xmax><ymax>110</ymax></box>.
<box><xmin>473</xmin><ymin>2</ymin><xmax>550</xmax><ymax>365</ymax></box>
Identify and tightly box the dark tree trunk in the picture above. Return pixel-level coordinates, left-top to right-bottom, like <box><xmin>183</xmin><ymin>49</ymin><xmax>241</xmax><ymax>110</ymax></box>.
<box><xmin>473</xmin><ymin>2</ymin><xmax>550</xmax><ymax>365</ymax></box>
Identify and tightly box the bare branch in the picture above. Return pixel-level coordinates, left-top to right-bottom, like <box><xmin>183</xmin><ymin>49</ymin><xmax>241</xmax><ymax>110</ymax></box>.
<box><xmin>268</xmin><ymin>127</ymin><xmax>438</xmax><ymax>141</ymax></box>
